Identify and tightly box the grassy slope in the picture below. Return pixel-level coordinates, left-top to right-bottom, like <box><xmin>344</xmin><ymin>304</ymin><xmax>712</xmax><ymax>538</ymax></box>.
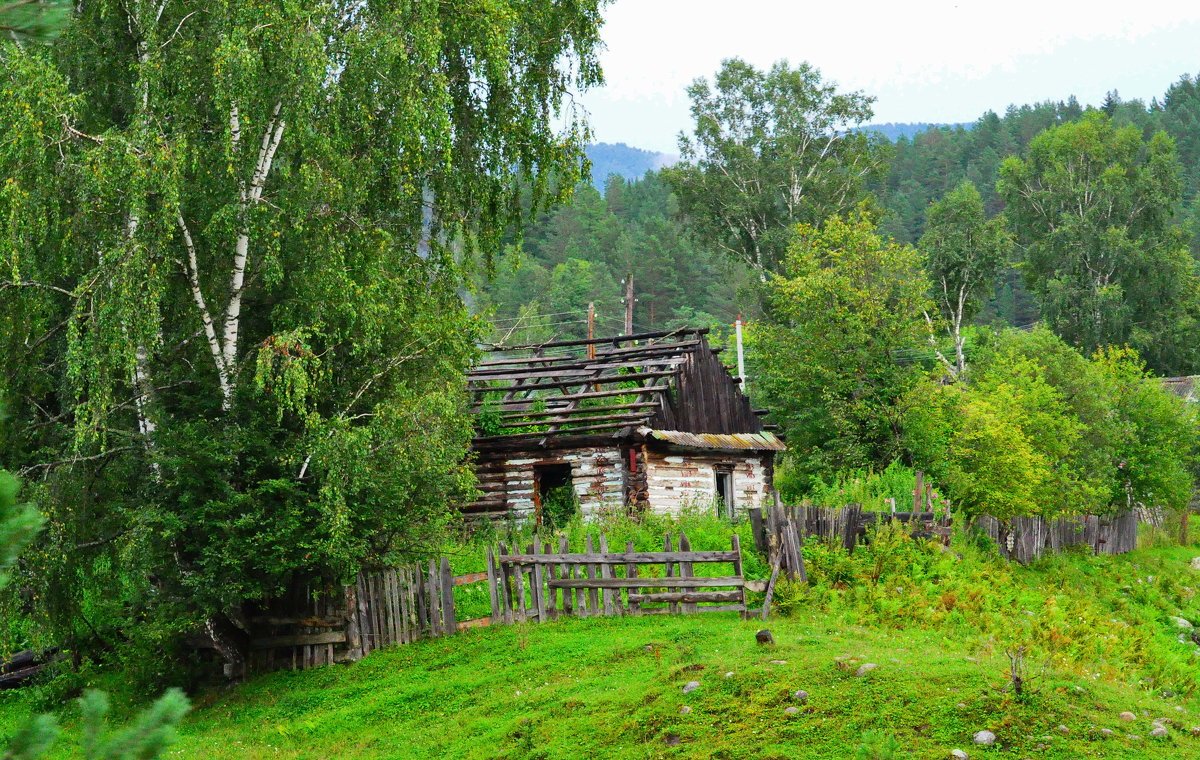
<box><xmin>2</xmin><ymin>536</ymin><xmax>1198</xmax><ymax>759</ymax></box>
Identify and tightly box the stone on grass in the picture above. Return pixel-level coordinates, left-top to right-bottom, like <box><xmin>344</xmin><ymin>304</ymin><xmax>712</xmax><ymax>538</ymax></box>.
<box><xmin>793</xmin><ymin>690</ymin><xmax>809</xmax><ymax>703</ymax></box>
<box><xmin>1169</xmin><ymin>616</ymin><xmax>1193</xmax><ymax>629</ymax></box>
<box><xmin>1127</xmin><ymin>734</ymin><xmax>1142</xmax><ymax>741</ymax></box>
<box><xmin>724</xmin><ymin>672</ymin><xmax>734</xmax><ymax>679</ymax></box>
<box><xmin>679</xmin><ymin>705</ymin><xmax>691</xmax><ymax>715</ymax></box>
<box><xmin>756</xmin><ymin>629</ymin><xmax>775</xmax><ymax>645</ymax></box>
<box><xmin>784</xmin><ymin>706</ymin><xmax>800</xmax><ymax>716</ymax></box>
<box><xmin>1150</xmin><ymin>725</ymin><xmax>1168</xmax><ymax>738</ymax></box>
<box><xmin>1119</xmin><ymin>711</ymin><xmax>1137</xmax><ymax>721</ymax></box>
<box><xmin>1099</xmin><ymin>728</ymin><xmax>1114</xmax><ymax>737</ymax></box>
<box><xmin>854</xmin><ymin>663</ymin><xmax>878</xmax><ymax>677</ymax></box>
<box><xmin>769</xmin><ymin>659</ymin><xmax>787</xmax><ymax>665</ymax></box>
<box><xmin>1057</xmin><ymin>724</ymin><xmax>1069</xmax><ymax>735</ymax></box>
<box><xmin>1190</xmin><ymin>726</ymin><xmax>1200</xmax><ymax>736</ymax></box>
<box><xmin>972</xmin><ymin>729</ymin><xmax>996</xmax><ymax>746</ymax></box>
<box><xmin>1190</xmin><ymin>556</ymin><xmax>1200</xmax><ymax>570</ymax></box>
<box><xmin>956</xmin><ymin>702</ymin><xmax>967</xmax><ymax>709</ymax></box>
<box><xmin>663</xmin><ymin>734</ymin><xmax>681</xmax><ymax>746</ymax></box>
<box><xmin>950</xmin><ymin>750</ymin><xmax>969</xmax><ymax>759</ymax></box>
<box><xmin>682</xmin><ymin>681</ymin><xmax>699</xmax><ymax>695</ymax></box>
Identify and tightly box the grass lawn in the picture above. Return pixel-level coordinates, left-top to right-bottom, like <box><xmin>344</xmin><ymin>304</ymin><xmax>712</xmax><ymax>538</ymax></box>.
<box><xmin>2</xmin><ymin>527</ymin><xmax>1198</xmax><ymax>759</ymax></box>
<box><xmin>5</xmin><ymin>609</ymin><xmax>1197</xmax><ymax>759</ymax></box>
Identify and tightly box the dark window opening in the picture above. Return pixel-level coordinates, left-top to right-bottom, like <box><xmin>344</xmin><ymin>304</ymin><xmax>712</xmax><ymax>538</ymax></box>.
<box><xmin>715</xmin><ymin>467</ymin><xmax>734</xmax><ymax>519</ymax></box>
<box><xmin>534</xmin><ymin>463</ymin><xmax>576</xmax><ymax>528</ymax></box>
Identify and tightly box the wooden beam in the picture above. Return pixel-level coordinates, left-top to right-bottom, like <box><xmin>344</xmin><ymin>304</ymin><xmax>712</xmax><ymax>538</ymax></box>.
<box><xmin>487</xmin><ymin>327</ymin><xmax>708</xmax><ymax>352</ymax></box>
<box><xmin>546</xmin><ymin>576</ymin><xmax>744</xmax><ymax>589</ymax></box>
<box><xmin>499</xmin><ymin>550</ymin><xmax>740</xmax><ymax>565</ymax></box>
<box><xmin>250</xmin><ymin>632</ymin><xmax>346</xmax><ymax>649</ymax></box>
<box><xmin>627</xmin><ymin>591</ymin><xmax>742</xmax><ymax>604</ymax></box>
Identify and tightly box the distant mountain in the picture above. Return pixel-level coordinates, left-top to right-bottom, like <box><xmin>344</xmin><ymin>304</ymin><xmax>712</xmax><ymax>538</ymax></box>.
<box><xmin>860</xmin><ymin>122</ymin><xmax>972</xmax><ymax>141</ymax></box>
<box><xmin>584</xmin><ymin>143</ymin><xmax>676</xmax><ymax>191</ymax></box>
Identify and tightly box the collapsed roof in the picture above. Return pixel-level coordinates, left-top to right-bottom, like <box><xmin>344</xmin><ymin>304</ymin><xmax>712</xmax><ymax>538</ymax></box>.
<box><xmin>467</xmin><ymin>328</ymin><xmax>780</xmax><ymax>452</ymax></box>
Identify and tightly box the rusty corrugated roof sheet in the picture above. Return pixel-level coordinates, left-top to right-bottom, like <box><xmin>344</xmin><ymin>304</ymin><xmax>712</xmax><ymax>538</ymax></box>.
<box><xmin>1161</xmin><ymin>375</ymin><xmax>1199</xmax><ymax>402</ymax></box>
<box><xmin>642</xmin><ymin>428</ymin><xmax>786</xmax><ymax>451</ymax></box>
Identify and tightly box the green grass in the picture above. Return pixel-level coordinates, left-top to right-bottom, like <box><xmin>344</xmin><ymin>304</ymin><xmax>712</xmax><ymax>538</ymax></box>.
<box><xmin>4</xmin><ymin>610</ymin><xmax>1197</xmax><ymax>759</ymax></box>
<box><xmin>3</xmin><ymin>524</ymin><xmax>1199</xmax><ymax>759</ymax></box>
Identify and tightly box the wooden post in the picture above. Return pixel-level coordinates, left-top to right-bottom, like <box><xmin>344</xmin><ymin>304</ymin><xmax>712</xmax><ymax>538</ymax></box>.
<box><xmin>427</xmin><ymin>560</ymin><xmax>441</xmax><ymax>636</ymax></box>
<box><xmin>912</xmin><ymin>471</ymin><xmax>925</xmax><ymax>518</ymax></box>
<box><xmin>545</xmin><ymin>540</ymin><xmax>557</xmax><ymax>620</ymax></box>
<box><xmin>439</xmin><ymin>557</ymin><xmax>456</xmax><ymax>635</ymax></box>
<box><xmin>749</xmin><ymin>506</ymin><xmax>765</xmax><ymax>554</ymax></box>
<box><xmin>584</xmin><ymin>534</ymin><xmax>598</xmax><ymax>616</ymax></box>
<box><xmin>679</xmin><ymin>532</ymin><xmax>697</xmax><ymax>614</ymax></box>
<box><xmin>559</xmin><ymin>535</ymin><xmax>572</xmax><ymax>617</ymax></box>
<box><xmin>623</xmin><ymin>273</ymin><xmax>634</xmax><ymax>335</ymax></box>
<box><xmin>792</xmin><ymin>521</ymin><xmax>808</xmax><ymax>584</ymax></box>
<box><xmin>485</xmin><ymin>546</ymin><xmax>500</xmax><ymax>623</ymax></box>
<box><xmin>498</xmin><ymin>542</ymin><xmax>514</xmax><ymax>625</ymax></box>
<box><xmin>731</xmin><ymin>534</ymin><xmax>745</xmax><ymax>618</ymax></box>
<box><xmin>587</xmin><ymin>302</ymin><xmax>596</xmax><ymax>360</ymax></box>
<box><xmin>664</xmin><ymin>533</ymin><xmax>679</xmax><ymax>615</ymax></box>
<box><xmin>760</xmin><ymin>551</ymin><xmax>782</xmax><ymax>621</ymax></box>
<box><xmin>532</xmin><ymin>540</ymin><xmax>547</xmax><ymax>623</ymax></box>
<box><xmin>626</xmin><ymin>540</ymin><xmax>640</xmax><ymax>616</ymax></box>
<box><xmin>598</xmin><ymin>533</ymin><xmax>616</xmax><ymax>616</ymax></box>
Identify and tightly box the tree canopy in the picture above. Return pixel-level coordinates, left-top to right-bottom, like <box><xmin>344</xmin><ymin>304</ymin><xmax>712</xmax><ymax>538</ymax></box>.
<box><xmin>0</xmin><ymin>0</ymin><xmax>608</xmax><ymax>674</ymax></box>
<box><xmin>998</xmin><ymin>112</ymin><xmax>1199</xmax><ymax>373</ymax></box>
<box><xmin>665</xmin><ymin>58</ymin><xmax>886</xmax><ymax>279</ymax></box>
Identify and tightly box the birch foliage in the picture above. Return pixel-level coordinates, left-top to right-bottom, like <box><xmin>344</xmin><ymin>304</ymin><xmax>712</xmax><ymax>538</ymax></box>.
<box><xmin>0</xmin><ymin>0</ymin><xmax>606</xmax><ymax>658</ymax></box>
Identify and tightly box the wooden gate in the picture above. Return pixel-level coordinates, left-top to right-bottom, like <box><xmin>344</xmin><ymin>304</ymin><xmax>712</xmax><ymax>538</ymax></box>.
<box><xmin>489</xmin><ymin>532</ymin><xmax>747</xmax><ymax>621</ymax></box>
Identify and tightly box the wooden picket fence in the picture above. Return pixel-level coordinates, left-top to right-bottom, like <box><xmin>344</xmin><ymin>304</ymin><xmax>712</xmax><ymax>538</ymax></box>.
<box><xmin>489</xmin><ymin>532</ymin><xmax>748</xmax><ymax>621</ymax></box>
<box><xmin>243</xmin><ymin>531</ymin><xmax>748</xmax><ymax>672</ymax></box>
<box><xmin>971</xmin><ymin>510</ymin><xmax>1138</xmax><ymax>564</ymax></box>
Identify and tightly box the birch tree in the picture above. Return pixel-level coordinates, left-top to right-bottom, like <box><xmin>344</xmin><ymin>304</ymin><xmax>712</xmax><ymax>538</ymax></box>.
<box><xmin>0</xmin><ymin>0</ymin><xmax>606</xmax><ymax>676</ymax></box>
<box><xmin>919</xmin><ymin>181</ymin><xmax>1012</xmax><ymax>379</ymax></box>
<box><xmin>665</xmin><ymin>58</ymin><xmax>885</xmax><ymax>279</ymax></box>
<box><xmin>998</xmin><ymin>112</ymin><xmax>1200</xmax><ymax>374</ymax></box>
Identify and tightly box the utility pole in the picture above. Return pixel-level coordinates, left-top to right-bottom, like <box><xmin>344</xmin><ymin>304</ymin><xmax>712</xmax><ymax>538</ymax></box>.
<box><xmin>587</xmin><ymin>301</ymin><xmax>595</xmax><ymax>360</ymax></box>
<box><xmin>735</xmin><ymin>315</ymin><xmax>747</xmax><ymax>394</ymax></box>
<box><xmin>623</xmin><ymin>272</ymin><xmax>635</xmax><ymax>335</ymax></box>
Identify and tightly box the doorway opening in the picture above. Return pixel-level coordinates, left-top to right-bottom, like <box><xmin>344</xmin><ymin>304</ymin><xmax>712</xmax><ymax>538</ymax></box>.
<box><xmin>534</xmin><ymin>463</ymin><xmax>576</xmax><ymax>528</ymax></box>
<box><xmin>715</xmin><ymin>467</ymin><xmax>735</xmax><ymax>519</ymax></box>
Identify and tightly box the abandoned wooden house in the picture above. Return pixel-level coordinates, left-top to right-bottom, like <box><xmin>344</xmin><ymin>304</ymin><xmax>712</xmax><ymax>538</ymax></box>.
<box><xmin>463</xmin><ymin>327</ymin><xmax>785</xmax><ymax>523</ymax></box>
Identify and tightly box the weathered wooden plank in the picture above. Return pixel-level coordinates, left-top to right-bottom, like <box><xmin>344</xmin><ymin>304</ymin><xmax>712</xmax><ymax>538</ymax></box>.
<box><xmin>627</xmin><ymin>591</ymin><xmax>743</xmax><ymax>604</ymax></box>
<box><xmin>532</xmin><ymin>541</ymin><xmax>548</xmax><ymax>624</ymax></box>
<box><xmin>626</xmin><ymin>540</ymin><xmax>640</xmax><ymax>616</ymax></box>
<box><xmin>499</xmin><ymin>542</ymin><xmax>515</xmax><ymax>625</ymax></box>
<box><xmin>251</xmin><ymin>632</ymin><xmax>346</xmax><ymax>649</ymax></box>
<box><xmin>427</xmin><ymin>560</ymin><xmax>442</xmax><ymax>636</ymax></box>
<box><xmin>584</xmin><ymin>535</ymin><xmax>599</xmax><ymax>615</ymax></box>
<box><xmin>731</xmin><ymin>534</ymin><xmax>746</xmax><ymax>617</ymax></box>
<box><xmin>558</xmin><ymin>536</ymin><xmax>572</xmax><ymax>617</ymax></box>
<box><xmin>664</xmin><ymin>533</ymin><xmax>678</xmax><ymax>615</ymax></box>
<box><xmin>452</xmin><ymin>571</ymin><xmax>490</xmax><ymax>586</ymax></box>
<box><xmin>545</xmin><ymin>541</ymin><xmax>558</xmax><ymax>620</ymax></box>
<box><xmin>248</xmin><ymin>615</ymin><xmax>344</xmax><ymax>627</ymax></box>
<box><xmin>455</xmin><ymin>617</ymin><xmax>492</xmax><ymax>631</ymax></box>
<box><xmin>679</xmin><ymin>533</ymin><xmax>697</xmax><ymax>614</ymax></box>
<box><xmin>598</xmin><ymin>534</ymin><xmax>616</xmax><ymax>617</ymax></box>
<box><xmin>440</xmin><ymin>557</ymin><xmax>457</xmax><ymax>636</ymax></box>
<box><xmin>485</xmin><ymin>546</ymin><xmax>501</xmax><ymax>623</ymax></box>
<box><xmin>497</xmin><ymin>551</ymin><xmax>741</xmax><ymax>565</ymax></box>
<box><xmin>548</xmin><ymin>576</ymin><xmax>745</xmax><ymax>589</ymax></box>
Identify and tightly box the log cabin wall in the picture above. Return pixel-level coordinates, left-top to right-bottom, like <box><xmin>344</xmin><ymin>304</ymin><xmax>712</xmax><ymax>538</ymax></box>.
<box><xmin>467</xmin><ymin>446</ymin><xmax>628</xmax><ymax>521</ymax></box>
<box><xmin>644</xmin><ymin>447</ymin><xmax>774</xmax><ymax>516</ymax></box>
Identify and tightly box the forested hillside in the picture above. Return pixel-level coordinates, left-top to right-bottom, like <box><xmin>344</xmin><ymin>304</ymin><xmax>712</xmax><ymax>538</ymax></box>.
<box><xmin>484</xmin><ymin>74</ymin><xmax>1200</xmax><ymax>350</ymax></box>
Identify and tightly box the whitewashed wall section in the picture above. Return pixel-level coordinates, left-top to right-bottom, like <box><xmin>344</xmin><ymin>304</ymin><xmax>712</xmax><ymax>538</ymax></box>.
<box><xmin>644</xmin><ymin>450</ymin><xmax>769</xmax><ymax>516</ymax></box>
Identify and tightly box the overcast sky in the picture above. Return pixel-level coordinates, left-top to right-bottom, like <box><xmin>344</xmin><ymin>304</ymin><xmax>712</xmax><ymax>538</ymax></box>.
<box><xmin>578</xmin><ymin>0</ymin><xmax>1200</xmax><ymax>154</ymax></box>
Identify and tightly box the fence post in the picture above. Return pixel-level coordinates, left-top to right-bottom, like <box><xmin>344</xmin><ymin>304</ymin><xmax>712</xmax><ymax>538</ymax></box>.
<box><xmin>486</xmin><ymin>546</ymin><xmax>500</xmax><ymax>624</ymax></box>
<box><xmin>440</xmin><ymin>557</ymin><xmax>456</xmax><ymax>635</ymax></box>
<box><xmin>731</xmin><ymin>534</ymin><xmax>746</xmax><ymax>618</ymax></box>
<box><xmin>664</xmin><ymin>533</ymin><xmax>679</xmax><ymax>615</ymax></box>
<box><xmin>532</xmin><ymin>540</ymin><xmax>547</xmax><ymax>623</ymax></box>
<box><xmin>559</xmin><ymin>535</ymin><xmax>574</xmax><ymax>617</ymax></box>
<box><xmin>584</xmin><ymin>535</ymin><xmax>598</xmax><ymax>617</ymax></box>
<box><xmin>678</xmin><ymin>532</ymin><xmax>697</xmax><ymax>614</ymax></box>
<box><xmin>626</xmin><ymin>540</ymin><xmax>641</xmax><ymax>616</ymax></box>
<box><xmin>598</xmin><ymin>533</ymin><xmax>616</xmax><ymax>617</ymax></box>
